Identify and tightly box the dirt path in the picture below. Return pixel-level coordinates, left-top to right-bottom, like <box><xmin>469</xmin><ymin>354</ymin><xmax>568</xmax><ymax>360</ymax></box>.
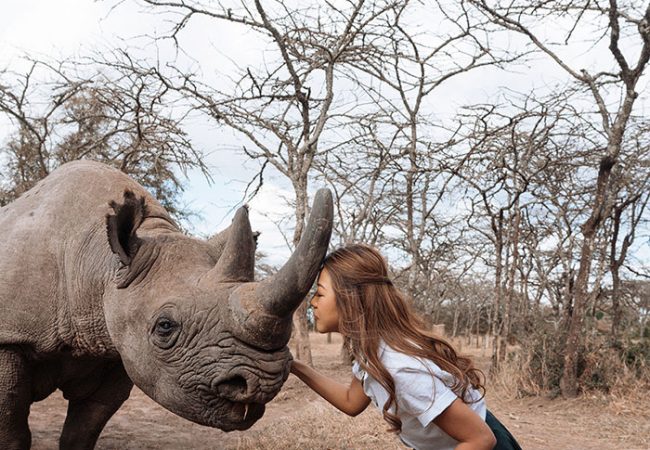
<box><xmin>29</xmin><ymin>332</ymin><xmax>649</xmax><ymax>449</ymax></box>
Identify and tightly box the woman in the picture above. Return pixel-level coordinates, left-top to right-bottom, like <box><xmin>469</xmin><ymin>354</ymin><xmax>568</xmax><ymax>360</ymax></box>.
<box><xmin>291</xmin><ymin>244</ymin><xmax>521</xmax><ymax>450</ymax></box>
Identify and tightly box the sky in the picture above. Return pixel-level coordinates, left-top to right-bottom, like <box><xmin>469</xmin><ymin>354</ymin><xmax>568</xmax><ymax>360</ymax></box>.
<box><xmin>1</xmin><ymin>0</ymin><xmax>648</xmax><ymax>268</ymax></box>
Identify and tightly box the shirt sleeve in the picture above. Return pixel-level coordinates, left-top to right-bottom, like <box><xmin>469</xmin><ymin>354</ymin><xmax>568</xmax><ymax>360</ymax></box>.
<box><xmin>351</xmin><ymin>360</ymin><xmax>364</xmax><ymax>381</ymax></box>
<box><xmin>390</xmin><ymin>358</ymin><xmax>458</xmax><ymax>427</ymax></box>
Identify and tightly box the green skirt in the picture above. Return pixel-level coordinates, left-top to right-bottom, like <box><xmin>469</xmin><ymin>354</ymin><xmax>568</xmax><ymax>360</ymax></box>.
<box><xmin>485</xmin><ymin>410</ymin><xmax>522</xmax><ymax>450</ymax></box>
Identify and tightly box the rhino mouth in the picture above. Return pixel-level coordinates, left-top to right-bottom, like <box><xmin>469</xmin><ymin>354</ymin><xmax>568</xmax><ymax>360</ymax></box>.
<box><xmin>212</xmin><ymin>375</ymin><xmax>274</xmax><ymax>430</ymax></box>
<box><xmin>211</xmin><ymin>385</ymin><xmax>269</xmax><ymax>430</ymax></box>
<box><xmin>194</xmin><ymin>396</ymin><xmax>266</xmax><ymax>431</ymax></box>
<box><xmin>226</xmin><ymin>400</ymin><xmax>266</xmax><ymax>430</ymax></box>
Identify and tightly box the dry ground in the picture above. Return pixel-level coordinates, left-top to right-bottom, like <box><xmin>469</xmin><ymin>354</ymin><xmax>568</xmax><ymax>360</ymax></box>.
<box><xmin>29</xmin><ymin>332</ymin><xmax>650</xmax><ymax>449</ymax></box>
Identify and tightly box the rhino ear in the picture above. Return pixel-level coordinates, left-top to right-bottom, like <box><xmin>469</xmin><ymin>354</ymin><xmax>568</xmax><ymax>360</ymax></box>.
<box><xmin>106</xmin><ymin>190</ymin><xmax>147</xmax><ymax>265</ymax></box>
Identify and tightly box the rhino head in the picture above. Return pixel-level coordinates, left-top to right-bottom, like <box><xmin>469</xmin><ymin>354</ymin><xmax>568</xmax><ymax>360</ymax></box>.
<box><xmin>102</xmin><ymin>189</ymin><xmax>332</xmax><ymax>431</ymax></box>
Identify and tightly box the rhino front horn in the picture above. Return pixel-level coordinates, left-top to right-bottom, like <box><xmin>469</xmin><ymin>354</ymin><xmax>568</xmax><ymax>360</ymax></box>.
<box><xmin>257</xmin><ymin>188</ymin><xmax>333</xmax><ymax>318</ymax></box>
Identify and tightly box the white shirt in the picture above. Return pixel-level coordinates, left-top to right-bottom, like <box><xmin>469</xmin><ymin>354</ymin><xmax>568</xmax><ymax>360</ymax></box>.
<box><xmin>352</xmin><ymin>342</ymin><xmax>487</xmax><ymax>450</ymax></box>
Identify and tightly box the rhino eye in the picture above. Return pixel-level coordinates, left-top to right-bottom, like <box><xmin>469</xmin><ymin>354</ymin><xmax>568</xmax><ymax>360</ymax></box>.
<box><xmin>151</xmin><ymin>317</ymin><xmax>180</xmax><ymax>349</ymax></box>
<box><xmin>156</xmin><ymin>319</ymin><xmax>177</xmax><ymax>335</ymax></box>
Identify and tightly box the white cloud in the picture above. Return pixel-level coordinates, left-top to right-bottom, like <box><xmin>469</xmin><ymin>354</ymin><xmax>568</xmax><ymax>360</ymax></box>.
<box><xmin>0</xmin><ymin>1</ymin><xmax>102</xmax><ymax>64</ymax></box>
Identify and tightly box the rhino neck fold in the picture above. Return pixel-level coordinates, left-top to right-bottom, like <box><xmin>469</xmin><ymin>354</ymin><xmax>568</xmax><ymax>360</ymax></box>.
<box><xmin>59</xmin><ymin>221</ymin><xmax>120</xmax><ymax>358</ymax></box>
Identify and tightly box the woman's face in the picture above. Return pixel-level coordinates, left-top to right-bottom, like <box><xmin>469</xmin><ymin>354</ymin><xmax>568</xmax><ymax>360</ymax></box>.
<box><xmin>310</xmin><ymin>267</ymin><xmax>340</xmax><ymax>333</ymax></box>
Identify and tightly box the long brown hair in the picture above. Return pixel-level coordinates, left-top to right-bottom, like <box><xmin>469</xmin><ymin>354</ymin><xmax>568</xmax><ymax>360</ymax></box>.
<box><xmin>322</xmin><ymin>244</ymin><xmax>485</xmax><ymax>432</ymax></box>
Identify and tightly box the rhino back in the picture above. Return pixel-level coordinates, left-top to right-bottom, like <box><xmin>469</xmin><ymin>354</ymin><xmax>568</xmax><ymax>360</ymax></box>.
<box><xmin>0</xmin><ymin>160</ymin><xmax>172</xmax><ymax>355</ymax></box>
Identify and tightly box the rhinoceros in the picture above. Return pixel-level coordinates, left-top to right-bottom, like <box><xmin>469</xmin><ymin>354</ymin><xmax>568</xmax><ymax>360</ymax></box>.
<box><xmin>0</xmin><ymin>160</ymin><xmax>332</xmax><ymax>449</ymax></box>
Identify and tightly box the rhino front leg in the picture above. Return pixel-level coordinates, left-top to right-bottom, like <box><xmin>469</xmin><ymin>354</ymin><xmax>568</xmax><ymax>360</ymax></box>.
<box><xmin>0</xmin><ymin>346</ymin><xmax>32</xmax><ymax>450</ymax></box>
<box><xmin>59</xmin><ymin>362</ymin><xmax>133</xmax><ymax>450</ymax></box>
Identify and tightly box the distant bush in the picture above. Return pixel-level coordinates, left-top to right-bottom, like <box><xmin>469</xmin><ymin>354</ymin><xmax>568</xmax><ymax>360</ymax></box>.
<box><xmin>625</xmin><ymin>339</ymin><xmax>650</xmax><ymax>375</ymax></box>
<box><xmin>493</xmin><ymin>320</ymin><xmax>650</xmax><ymax>397</ymax></box>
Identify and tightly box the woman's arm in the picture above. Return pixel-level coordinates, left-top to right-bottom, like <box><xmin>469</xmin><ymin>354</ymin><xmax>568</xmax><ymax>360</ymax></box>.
<box><xmin>290</xmin><ymin>360</ymin><xmax>371</xmax><ymax>416</ymax></box>
<box><xmin>433</xmin><ymin>399</ymin><xmax>496</xmax><ymax>450</ymax></box>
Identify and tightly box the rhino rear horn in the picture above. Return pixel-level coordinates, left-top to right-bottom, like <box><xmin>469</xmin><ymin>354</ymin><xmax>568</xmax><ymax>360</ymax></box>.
<box><xmin>106</xmin><ymin>190</ymin><xmax>147</xmax><ymax>265</ymax></box>
<box><xmin>256</xmin><ymin>189</ymin><xmax>333</xmax><ymax>318</ymax></box>
<box><xmin>207</xmin><ymin>206</ymin><xmax>256</xmax><ymax>283</ymax></box>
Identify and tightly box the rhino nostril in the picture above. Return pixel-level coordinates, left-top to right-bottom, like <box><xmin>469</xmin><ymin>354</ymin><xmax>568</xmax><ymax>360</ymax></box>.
<box><xmin>217</xmin><ymin>375</ymin><xmax>248</xmax><ymax>398</ymax></box>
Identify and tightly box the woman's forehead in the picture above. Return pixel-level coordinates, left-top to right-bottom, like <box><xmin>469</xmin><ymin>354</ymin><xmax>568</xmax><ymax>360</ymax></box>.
<box><xmin>317</xmin><ymin>267</ymin><xmax>332</xmax><ymax>286</ymax></box>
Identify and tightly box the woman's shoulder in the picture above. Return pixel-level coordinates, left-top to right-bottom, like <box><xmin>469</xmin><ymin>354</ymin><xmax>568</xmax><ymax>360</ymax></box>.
<box><xmin>379</xmin><ymin>341</ymin><xmax>445</xmax><ymax>376</ymax></box>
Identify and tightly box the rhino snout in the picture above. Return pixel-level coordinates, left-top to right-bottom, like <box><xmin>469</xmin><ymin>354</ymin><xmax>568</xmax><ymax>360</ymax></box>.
<box><xmin>210</xmin><ymin>358</ymin><xmax>289</xmax><ymax>405</ymax></box>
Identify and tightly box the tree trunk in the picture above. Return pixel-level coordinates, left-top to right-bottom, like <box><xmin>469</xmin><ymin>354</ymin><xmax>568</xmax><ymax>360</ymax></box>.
<box><xmin>466</xmin><ymin>312</ymin><xmax>473</xmax><ymax>346</ymax></box>
<box><xmin>491</xmin><ymin>213</ymin><xmax>504</xmax><ymax>372</ymax></box>
<box><xmin>560</xmin><ymin>157</ymin><xmax>615</xmax><ymax>398</ymax></box>
<box><xmin>405</xmin><ymin>136</ymin><xmax>419</xmax><ymax>300</ymax></box>
<box><xmin>609</xmin><ymin>197</ymin><xmax>642</xmax><ymax>343</ymax></box>
<box><xmin>499</xmin><ymin>206</ymin><xmax>521</xmax><ymax>362</ymax></box>
<box><xmin>611</xmin><ymin>268</ymin><xmax>622</xmax><ymax>343</ymax></box>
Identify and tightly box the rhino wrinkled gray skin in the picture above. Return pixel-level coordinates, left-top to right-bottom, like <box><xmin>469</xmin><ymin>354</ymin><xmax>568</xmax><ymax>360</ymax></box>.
<box><xmin>0</xmin><ymin>161</ymin><xmax>332</xmax><ymax>449</ymax></box>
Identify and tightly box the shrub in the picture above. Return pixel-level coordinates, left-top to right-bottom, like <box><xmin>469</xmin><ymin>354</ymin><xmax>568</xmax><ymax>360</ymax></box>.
<box><xmin>494</xmin><ymin>321</ymin><xmax>650</xmax><ymax>397</ymax></box>
<box><xmin>625</xmin><ymin>339</ymin><xmax>650</xmax><ymax>375</ymax></box>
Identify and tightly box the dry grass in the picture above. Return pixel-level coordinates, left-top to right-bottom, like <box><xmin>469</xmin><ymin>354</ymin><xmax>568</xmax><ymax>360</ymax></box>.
<box><xmin>477</xmin><ymin>339</ymin><xmax>650</xmax><ymax>450</ymax></box>
<box><xmin>232</xmin><ymin>402</ymin><xmax>399</xmax><ymax>450</ymax></box>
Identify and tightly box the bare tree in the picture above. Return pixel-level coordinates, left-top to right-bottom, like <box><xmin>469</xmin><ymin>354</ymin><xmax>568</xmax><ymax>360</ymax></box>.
<box><xmin>315</xmin><ymin>114</ymin><xmax>401</xmax><ymax>247</ymax></box>
<box><xmin>607</xmin><ymin>130</ymin><xmax>650</xmax><ymax>341</ymax></box>
<box><xmin>0</xmin><ymin>57</ymin><xmax>209</xmax><ymax>218</ymax></box>
<box><xmin>466</xmin><ymin>0</ymin><xmax>650</xmax><ymax>398</ymax></box>
<box><xmin>310</xmin><ymin>0</ymin><xmax>521</xmax><ymax>311</ymax></box>
<box><xmin>451</xmin><ymin>94</ymin><xmax>567</xmax><ymax>369</ymax></box>
<box><xmin>352</xmin><ymin>0</ymin><xmax>510</xmax><ymax>302</ymax></box>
